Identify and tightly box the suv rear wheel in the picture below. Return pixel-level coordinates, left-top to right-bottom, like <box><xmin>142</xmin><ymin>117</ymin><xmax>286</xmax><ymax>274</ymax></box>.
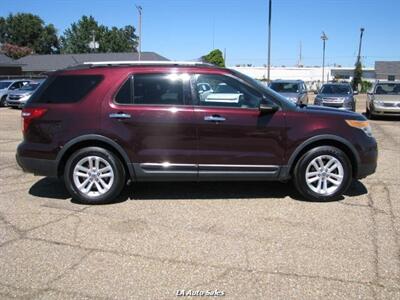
<box><xmin>293</xmin><ymin>146</ymin><xmax>352</xmax><ymax>201</ymax></box>
<box><xmin>64</xmin><ymin>147</ymin><xmax>126</xmax><ymax>204</ymax></box>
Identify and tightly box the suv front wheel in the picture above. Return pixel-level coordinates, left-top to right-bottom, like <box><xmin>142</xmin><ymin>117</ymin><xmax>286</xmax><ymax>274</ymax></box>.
<box><xmin>293</xmin><ymin>146</ymin><xmax>352</xmax><ymax>201</ymax></box>
<box><xmin>64</xmin><ymin>147</ymin><xmax>126</xmax><ymax>204</ymax></box>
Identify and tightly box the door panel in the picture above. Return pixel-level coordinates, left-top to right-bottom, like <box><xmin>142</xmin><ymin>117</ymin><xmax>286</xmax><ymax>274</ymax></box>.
<box><xmin>101</xmin><ymin>73</ymin><xmax>197</xmax><ymax>181</ymax></box>
<box><xmin>196</xmin><ymin>106</ymin><xmax>286</xmax><ymax>167</ymax></box>
<box><xmin>192</xmin><ymin>73</ymin><xmax>286</xmax><ymax>179</ymax></box>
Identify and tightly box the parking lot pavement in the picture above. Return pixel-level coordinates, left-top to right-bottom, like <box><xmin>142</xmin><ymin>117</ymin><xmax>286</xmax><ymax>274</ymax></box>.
<box><xmin>0</xmin><ymin>95</ymin><xmax>399</xmax><ymax>299</ymax></box>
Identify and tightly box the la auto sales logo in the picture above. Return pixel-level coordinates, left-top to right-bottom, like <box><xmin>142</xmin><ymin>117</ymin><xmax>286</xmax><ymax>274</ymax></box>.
<box><xmin>176</xmin><ymin>289</ymin><xmax>225</xmax><ymax>297</ymax></box>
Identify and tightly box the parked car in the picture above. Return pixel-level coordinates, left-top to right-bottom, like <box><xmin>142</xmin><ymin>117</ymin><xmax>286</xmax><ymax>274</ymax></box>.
<box><xmin>6</xmin><ymin>80</ymin><xmax>45</xmax><ymax>108</ymax></box>
<box><xmin>366</xmin><ymin>81</ymin><xmax>400</xmax><ymax>119</ymax></box>
<box><xmin>0</xmin><ymin>79</ymin><xmax>30</xmax><ymax>107</ymax></box>
<box><xmin>16</xmin><ymin>62</ymin><xmax>377</xmax><ymax>204</ymax></box>
<box><xmin>269</xmin><ymin>80</ymin><xmax>308</xmax><ymax>104</ymax></box>
<box><xmin>314</xmin><ymin>83</ymin><xmax>357</xmax><ymax>111</ymax></box>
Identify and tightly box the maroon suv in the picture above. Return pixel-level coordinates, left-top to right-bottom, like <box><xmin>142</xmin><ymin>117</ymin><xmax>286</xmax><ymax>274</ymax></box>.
<box><xmin>16</xmin><ymin>62</ymin><xmax>377</xmax><ymax>204</ymax></box>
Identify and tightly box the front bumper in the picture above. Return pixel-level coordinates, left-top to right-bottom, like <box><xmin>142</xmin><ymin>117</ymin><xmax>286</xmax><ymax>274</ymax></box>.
<box><xmin>355</xmin><ymin>137</ymin><xmax>378</xmax><ymax>179</ymax></box>
<box><xmin>372</xmin><ymin>105</ymin><xmax>400</xmax><ymax>116</ymax></box>
<box><xmin>315</xmin><ymin>102</ymin><xmax>354</xmax><ymax>111</ymax></box>
<box><xmin>6</xmin><ymin>99</ymin><xmax>26</xmax><ymax>108</ymax></box>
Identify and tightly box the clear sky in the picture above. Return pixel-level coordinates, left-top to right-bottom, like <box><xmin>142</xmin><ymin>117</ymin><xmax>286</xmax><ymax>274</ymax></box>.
<box><xmin>1</xmin><ymin>0</ymin><xmax>399</xmax><ymax>67</ymax></box>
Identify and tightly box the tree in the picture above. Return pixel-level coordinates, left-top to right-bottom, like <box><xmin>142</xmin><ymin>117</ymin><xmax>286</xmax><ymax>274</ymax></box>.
<box><xmin>0</xmin><ymin>13</ymin><xmax>59</xmax><ymax>56</ymax></box>
<box><xmin>352</xmin><ymin>61</ymin><xmax>363</xmax><ymax>91</ymax></box>
<box><xmin>201</xmin><ymin>49</ymin><xmax>225</xmax><ymax>67</ymax></box>
<box><xmin>0</xmin><ymin>43</ymin><xmax>32</xmax><ymax>59</ymax></box>
<box><xmin>61</xmin><ymin>16</ymin><xmax>138</xmax><ymax>54</ymax></box>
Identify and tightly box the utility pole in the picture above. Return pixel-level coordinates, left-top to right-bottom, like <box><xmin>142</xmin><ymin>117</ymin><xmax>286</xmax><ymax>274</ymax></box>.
<box><xmin>267</xmin><ymin>0</ymin><xmax>272</xmax><ymax>82</ymax></box>
<box><xmin>223</xmin><ymin>48</ymin><xmax>226</xmax><ymax>65</ymax></box>
<box><xmin>356</xmin><ymin>28</ymin><xmax>365</xmax><ymax>65</ymax></box>
<box><xmin>321</xmin><ymin>31</ymin><xmax>328</xmax><ymax>83</ymax></box>
<box><xmin>298</xmin><ymin>41</ymin><xmax>302</xmax><ymax>67</ymax></box>
<box><xmin>135</xmin><ymin>5</ymin><xmax>142</xmax><ymax>60</ymax></box>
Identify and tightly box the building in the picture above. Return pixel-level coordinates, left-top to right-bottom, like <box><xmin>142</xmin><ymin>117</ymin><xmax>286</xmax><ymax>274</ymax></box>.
<box><xmin>231</xmin><ymin>66</ymin><xmax>376</xmax><ymax>90</ymax></box>
<box><xmin>16</xmin><ymin>52</ymin><xmax>169</xmax><ymax>75</ymax></box>
<box><xmin>375</xmin><ymin>61</ymin><xmax>400</xmax><ymax>80</ymax></box>
<box><xmin>0</xmin><ymin>54</ymin><xmax>23</xmax><ymax>77</ymax></box>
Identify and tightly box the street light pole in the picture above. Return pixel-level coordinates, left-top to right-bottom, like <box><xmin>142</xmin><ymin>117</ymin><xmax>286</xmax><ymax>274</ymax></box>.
<box><xmin>267</xmin><ymin>0</ymin><xmax>272</xmax><ymax>82</ymax></box>
<box><xmin>321</xmin><ymin>31</ymin><xmax>328</xmax><ymax>84</ymax></box>
<box><xmin>135</xmin><ymin>5</ymin><xmax>142</xmax><ymax>61</ymax></box>
<box><xmin>356</xmin><ymin>28</ymin><xmax>365</xmax><ymax>65</ymax></box>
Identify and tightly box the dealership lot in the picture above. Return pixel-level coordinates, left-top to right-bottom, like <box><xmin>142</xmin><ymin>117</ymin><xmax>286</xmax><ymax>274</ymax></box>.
<box><xmin>0</xmin><ymin>96</ymin><xmax>399</xmax><ymax>299</ymax></box>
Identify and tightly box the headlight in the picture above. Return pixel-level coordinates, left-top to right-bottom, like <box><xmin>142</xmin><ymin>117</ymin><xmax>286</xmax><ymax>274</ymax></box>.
<box><xmin>373</xmin><ymin>100</ymin><xmax>384</xmax><ymax>107</ymax></box>
<box><xmin>19</xmin><ymin>95</ymin><xmax>30</xmax><ymax>102</ymax></box>
<box><xmin>345</xmin><ymin>120</ymin><xmax>373</xmax><ymax>137</ymax></box>
<box><xmin>337</xmin><ymin>97</ymin><xmax>346</xmax><ymax>101</ymax></box>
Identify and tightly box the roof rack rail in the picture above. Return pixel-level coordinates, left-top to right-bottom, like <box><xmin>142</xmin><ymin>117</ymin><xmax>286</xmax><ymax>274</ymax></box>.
<box><xmin>82</xmin><ymin>60</ymin><xmax>215</xmax><ymax>67</ymax></box>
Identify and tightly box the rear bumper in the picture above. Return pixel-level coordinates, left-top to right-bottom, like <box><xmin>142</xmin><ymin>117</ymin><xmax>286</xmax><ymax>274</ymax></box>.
<box><xmin>16</xmin><ymin>154</ymin><xmax>57</xmax><ymax>177</ymax></box>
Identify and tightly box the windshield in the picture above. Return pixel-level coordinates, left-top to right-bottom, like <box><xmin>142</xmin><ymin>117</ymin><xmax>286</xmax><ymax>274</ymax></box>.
<box><xmin>0</xmin><ymin>82</ymin><xmax>12</xmax><ymax>89</ymax></box>
<box><xmin>375</xmin><ymin>83</ymin><xmax>400</xmax><ymax>95</ymax></box>
<box><xmin>19</xmin><ymin>83</ymin><xmax>40</xmax><ymax>91</ymax></box>
<box><xmin>230</xmin><ymin>70</ymin><xmax>297</xmax><ymax>108</ymax></box>
<box><xmin>270</xmin><ymin>82</ymin><xmax>299</xmax><ymax>93</ymax></box>
<box><xmin>320</xmin><ymin>84</ymin><xmax>351</xmax><ymax>95</ymax></box>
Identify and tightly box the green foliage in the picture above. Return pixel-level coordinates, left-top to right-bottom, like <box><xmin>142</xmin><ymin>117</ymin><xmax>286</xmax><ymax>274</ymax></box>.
<box><xmin>361</xmin><ymin>80</ymin><xmax>372</xmax><ymax>93</ymax></box>
<box><xmin>0</xmin><ymin>13</ymin><xmax>59</xmax><ymax>55</ymax></box>
<box><xmin>61</xmin><ymin>16</ymin><xmax>138</xmax><ymax>54</ymax></box>
<box><xmin>202</xmin><ymin>49</ymin><xmax>225</xmax><ymax>67</ymax></box>
<box><xmin>352</xmin><ymin>61</ymin><xmax>363</xmax><ymax>91</ymax></box>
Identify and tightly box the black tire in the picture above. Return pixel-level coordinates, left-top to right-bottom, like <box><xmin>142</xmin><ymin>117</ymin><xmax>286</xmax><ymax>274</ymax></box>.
<box><xmin>293</xmin><ymin>146</ymin><xmax>352</xmax><ymax>201</ymax></box>
<box><xmin>0</xmin><ymin>96</ymin><xmax>6</xmax><ymax>107</ymax></box>
<box><xmin>64</xmin><ymin>147</ymin><xmax>126</xmax><ymax>204</ymax></box>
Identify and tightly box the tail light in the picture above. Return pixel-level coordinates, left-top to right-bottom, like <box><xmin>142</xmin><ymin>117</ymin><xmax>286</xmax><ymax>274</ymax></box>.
<box><xmin>21</xmin><ymin>108</ymin><xmax>47</xmax><ymax>134</ymax></box>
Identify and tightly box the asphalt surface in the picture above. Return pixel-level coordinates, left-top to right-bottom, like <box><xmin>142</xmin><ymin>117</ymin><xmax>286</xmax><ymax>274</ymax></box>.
<box><xmin>0</xmin><ymin>95</ymin><xmax>399</xmax><ymax>299</ymax></box>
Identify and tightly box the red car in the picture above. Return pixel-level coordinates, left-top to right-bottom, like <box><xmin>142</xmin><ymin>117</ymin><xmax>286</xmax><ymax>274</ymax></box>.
<box><xmin>16</xmin><ymin>62</ymin><xmax>377</xmax><ymax>204</ymax></box>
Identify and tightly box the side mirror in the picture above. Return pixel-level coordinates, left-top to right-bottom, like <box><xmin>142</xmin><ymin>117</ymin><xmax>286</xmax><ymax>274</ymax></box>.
<box><xmin>353</xmin><ymin>90</ymin><xmax>359</xmax><ymax>95</ymax></box>
<box><xmin>259</xmin><ymin>103</ymin><xmax>279</xmax><ymax>114</ymax></box>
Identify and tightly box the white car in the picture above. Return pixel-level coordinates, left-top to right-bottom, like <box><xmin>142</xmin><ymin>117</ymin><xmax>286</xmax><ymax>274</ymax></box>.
<box><xmin>200</xmin><ymin>83</ymin><xmax>243</xmax><ymax>104</ymax></box>
<box><xmin>0</xmin><ymin>79</ymin><xmax>30</xmax><ymax>107</ymax></box>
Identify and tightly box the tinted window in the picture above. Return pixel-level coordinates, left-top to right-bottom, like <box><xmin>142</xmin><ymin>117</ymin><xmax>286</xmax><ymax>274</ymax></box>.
<box><xmin>194</xmin><ymin>74</ymin><xmax>262</xmax><ymax>108</ymax></box>
<box><xmin>270</xmin><ymin>82</ymin><xmax>300</xmax><ymax>93</ymax></box>
<box><xmin>30</xmin><ymin>75</ymin><xmax>102</xmax><ymax>103</ymax></box>
<box><xmin>375</xmin><ymin>83</ymin><xmax>400</xmax><ymax>95</ymax></box>
<box><xmin>133</xmin><ymin>74</ymin><xmax>184</xmax><ymax>105</ymax></box>
<box><xmin>115</xmin><ymin>78</ymin><xmax>132</xmax><ymax>104</ymax></box>
<box><xmin>320</xmin><ymin>84</ymin><xmax>351</xmax><ymax>95</ymax></box>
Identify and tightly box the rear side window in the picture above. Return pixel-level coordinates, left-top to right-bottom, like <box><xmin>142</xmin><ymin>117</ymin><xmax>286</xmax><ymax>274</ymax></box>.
<box><xmin>115</xmin><ymin>78</ymin><xmax>132</xmax><ymax>104</ymax></box>
<box><xmin>114</xmin><ymin>73</ymin><xmax>189</xmax><ymax>105</ymax></box>
<box><xmin>134</xmin><ymin>74</ymin><xmax>184</xmax><ymax>105</ymax></box>
<box><xmin>30</xmin><ymin>75</ymin><xmax>102</xmax><ymax>103</ymax></box>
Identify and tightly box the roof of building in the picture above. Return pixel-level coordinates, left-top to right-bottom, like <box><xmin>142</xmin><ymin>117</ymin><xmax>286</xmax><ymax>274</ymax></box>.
<box><xmin>0</xmin><ymin>54</ymin><xmax>23</xmax><ymax>67</ymax></box>
<box><xmin>16</xmin><ymin>52</ymin><xmax>169</xmax><ymax>72</ymax></box>
<box><xmin>375</xmin><ymin>61</ymin><xmax>400</xmax><ymax>76</ymax></box>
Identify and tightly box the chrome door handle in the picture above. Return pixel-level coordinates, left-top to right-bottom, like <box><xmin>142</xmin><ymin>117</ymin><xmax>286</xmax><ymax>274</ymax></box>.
<box><xmin>109</xmin><ymin>112</ymin><xmax>131</xmax><ymax>119</ymax></box>
<box><xmin>204</xmin><ymin>115</ymin><xmax>226</xmax><ymax>122</ymax></box>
